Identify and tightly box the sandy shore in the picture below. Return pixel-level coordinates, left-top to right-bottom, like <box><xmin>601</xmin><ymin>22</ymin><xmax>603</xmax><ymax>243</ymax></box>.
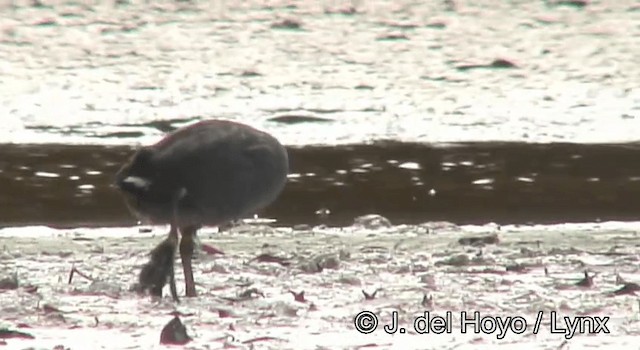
<box><xmin>1</xmin><ymin>220</ymin><xmax>640</xmax><ymax>349</ymax></box>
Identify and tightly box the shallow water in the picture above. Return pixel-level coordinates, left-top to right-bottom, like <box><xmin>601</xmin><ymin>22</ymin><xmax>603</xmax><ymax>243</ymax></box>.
<box><xmin>1</xmin><ymin>221</ymin><xmax>640</xmax><ymax>349</ymax></box>
<box><xmin>0</xmin><ymin>0</ymin><xmax>639</xmax><ymax>146</ymax></box>
<box><xmin>2</xmin><ymin>142</ymin><xmax>640</xmax><ymax>228</ymax></box>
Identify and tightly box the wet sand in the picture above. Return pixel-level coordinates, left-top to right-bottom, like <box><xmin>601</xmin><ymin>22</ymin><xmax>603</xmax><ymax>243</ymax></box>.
<box><xmin>0</xmin><ymin>0</ymin><xmax>638</xmax><ymax>146</ymax></box>
<box><xmin>1</xmin><ymin>221</ymin><xmax>640</xmax><ymax>349</ymax></box>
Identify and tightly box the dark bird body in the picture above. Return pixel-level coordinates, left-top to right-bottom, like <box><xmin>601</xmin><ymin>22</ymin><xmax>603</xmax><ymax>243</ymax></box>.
<box><xmin>115</xmin><ymin>119</ymin><xmax>288</xmax><ymax>300</ymax></box>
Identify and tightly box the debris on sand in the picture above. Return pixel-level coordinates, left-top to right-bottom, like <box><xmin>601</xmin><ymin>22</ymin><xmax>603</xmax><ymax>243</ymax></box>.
<box><xmin>249</xmin><ymin>253</ymin><xmax>291</xmax><ymax>266</ymax></box>
<box><xmin>611</xmin><ymin>282</ymin><xmax>640</xmax><ymax>296</ymax></box>
<box><xmin>376</xmin><ymin>33</ymin><xmax>410</xmax><ymax>41</ymax></box>
<box><xmin>0</xmin><ymin>328</ymin><xmax>35</xmax><ymax>339</ymax></box>
<box><xmin>575</xmin><ymin>270</ymin><xmax>594</xmax><ymax>288</ymax></box>
<box><xmin>458</xmin><ymin>234</ymin><xmax>499</xmax><ymax>246</ymax></box>
<box><xmin>3</xmin><ymin>222</ymin><xmax>640</xmax><ymax>347</ymax></box>
<box><xmin>456</xmin><ymin>58</ymin><xmax>517</xmax><ymax>71</ymax></box>
<box><xmin>220</xmin><ymin>287</ymin><xmax>266</xmax><ymax>303</ymax></box>
<box><xmin>68</xmin><ymin>266</ymin><xmax>94</xmax><ymax>284</ymax></box>
<box><xmin>505</xmin><ymin>264</ymin><xmax>528</xmax><ymax>273</ymax></box>
<box><xmin>362</xmin><ymin>289</ymin><xmax>379</xmax><ymax>300</ymax></box>
<box><xmin>421</xmin><ymin>294</ymin><xmax>433</xmax><ymax>308</ymax></box>
<box><xmin>242</xmin><ymin>335</ymin><xmax>285</xmax><ymax>345</ymax></box>
<box><xmin>216</xmin><ymin>309</ymin><xmax>233</xmax><ymax>318</ymax></box>
<box><xmin>0</xmin><ymin>273</ymin><xmax>18</xmax><ymax>290</ymax></box>
<box><xmin>615</xmin><ymin>273</ymin><xmax>626</xmax><ymax>285</ymax></box>
<box><xmin>268</xmin><ymin>114</ymin><xmax>334</xmax><ymax>124</ymax></box>
<box><xmin>271</xmin><ymin>19</ymin><xmax>302</xmax><ymax>30</ymax></box>
<box><xmin>201</xmin><ymin>243</ymin><xmax>224</xmax><ymax>255</ymax></box>
<box><xmin>323</xmin><ymin>6</ymin><xmax>357</xmax><ymax>15</ymax></box>
<box><xmin>159</xmin><ymin>316</ymin><xmax>191</xmax><ymax>345</ymax></box>
<box><xmin>41</xmin><ymin>303</ymin><xmax>65</xmax><ymax>315</ymax></box>
<box><xmin>289</xmin><ymin>290</ymin><xmax>306</xmax><ymax>303</ymax></box>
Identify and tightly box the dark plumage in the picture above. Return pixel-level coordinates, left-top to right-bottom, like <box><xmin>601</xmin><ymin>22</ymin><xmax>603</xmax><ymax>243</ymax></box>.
<box><xmin>116</xmin><ymin>119</ymin><xmax>289</xmax><ymax>301</ymax></box>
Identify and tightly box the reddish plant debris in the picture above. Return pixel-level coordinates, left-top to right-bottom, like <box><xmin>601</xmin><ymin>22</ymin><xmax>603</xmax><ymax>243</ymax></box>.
<box><xmin>470</xmin><ymin>337</ymin><xmax>485</xmax><ymax>344</ymax></box>
<box><xmin>217</xmin><ymin>309</ymin><xmax>232</xmax><ymax>318</ymax></box>
<box><xmin>15</xmin><ymin>323</ymin><xmax>31</xmax><ymax>328</ymax></box>
<box><xmin>22</xmin><ymin>285</ymin><xmax>38</xmax><ymax>294</ymax></box>
<box><xmin>362</xmin><ymin>289</ymin><xmax>379</xmax><ymax>300</ymax></box>
<box><xmin>67</xmin><ymin>266</ymin><xmax>94</xmax><ymax>284</ymax></box>
<box><xmin>250</xmin><ymin>253</ymin><xmax>291</xmax><ymax>266</ymax></box>
<box><xmin>289</xmin><ymin>290</ymin><xmax>305</xmax><ymax>303</ymax></box>
<box><xmin>242</xmin><ymin>336</ymin><xmax>283</xmax><ymax>344</ymax></box>
<box><xmin>52</xmin><ymin>345</ymin><xmax>69</xmax><ymax>350</ymax></box>
<box><xmin>611</xmin><ymin>282</ymin><xmax>640</xmax><ymax>296</ymax></box>
<box><xmin>575</xmin><ymin>271</ymin><xmax>594</xmax><ymax>288</ymax></box>
<box><xmin>201</xmin><ymin>244</ymin><xmax>225</xmax><ymax>255</ymax></box>
<box><xmin>159</xmin><ymin>316</ymin><xmax>191</xmax><ymax>345</ymax></box>
<box><xmin>0</xmin><ymin>328</ymin><xmax>35</xmax><ymax>340</ymax></box>
<box><xmin>42</xmin><ymin>304</ymin><xmax>64</xmax><ymax>314</ymax></box>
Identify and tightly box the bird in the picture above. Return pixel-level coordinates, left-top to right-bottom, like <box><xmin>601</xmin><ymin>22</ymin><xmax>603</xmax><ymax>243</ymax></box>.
<box><xmin>114</xmin><ymin>119</ymin><xmax>289</xmax><ymax>301</ymax></box>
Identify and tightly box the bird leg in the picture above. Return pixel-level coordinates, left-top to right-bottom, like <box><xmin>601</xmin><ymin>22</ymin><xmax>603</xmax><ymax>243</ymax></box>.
<box><xmin>179</xmin><ymin>224</ymin><xmax>200</xmax><ymax>297</ymax></box>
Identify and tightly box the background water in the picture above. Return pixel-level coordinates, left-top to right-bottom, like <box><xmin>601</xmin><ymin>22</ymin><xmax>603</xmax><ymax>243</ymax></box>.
<box><xmin>2</xmin><ymin>142</ymin><xmax>640</xmax><ymax>228</ymax></box>
<box><xmin>0</xmin><ymin>0</ymin><xmax>638</xmax><ymax>147</ymax></box>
